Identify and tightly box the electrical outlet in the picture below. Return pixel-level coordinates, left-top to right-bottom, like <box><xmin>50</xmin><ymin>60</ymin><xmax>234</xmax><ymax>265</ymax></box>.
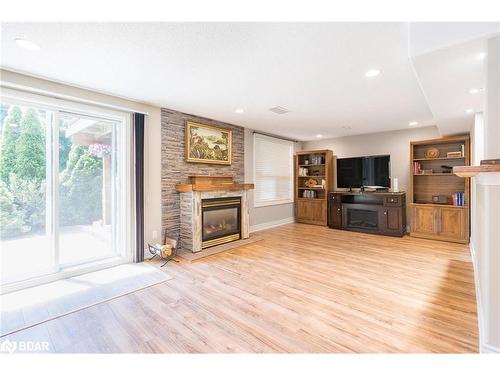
<box><xmin>152</xmin><ymin>230</ymin><xmax>158</xmax><ymax>240</ymax></box>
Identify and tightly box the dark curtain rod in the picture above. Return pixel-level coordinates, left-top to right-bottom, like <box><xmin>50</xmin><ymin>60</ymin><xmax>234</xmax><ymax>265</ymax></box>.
<box><xmin>252</xmin><ymin>131</ymin><xmax>299</xmax><ymax>143</ymax></box>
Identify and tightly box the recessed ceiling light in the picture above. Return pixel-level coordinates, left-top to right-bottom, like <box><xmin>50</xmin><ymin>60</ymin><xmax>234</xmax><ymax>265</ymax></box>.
<box><xmin>476</xmin><ymin>52</ymin><xmax>486</xmax><ymax>60</ymax></box>
<box><xmin>15</xmin><ymin>37</ymin><xmax>41</xmax><ymax>51</ymax></box>
<box><xmin>234</xmin><ymin>108</ymin><xmax>244</xmax><ymax>114</ymax></box>
<box><xmin>465</xmin><ymin>109</ymin><xmax>474</xmax><ymax>114</ymax></box>
<box><xmin>469</xmin><ymin>88</ymin><xmax>484</xmax><ymax>94</ymax></box>
<box><xmin>365</xmin><ymin>69</ymin><xmax>381</xmax><ymax>78</ymax></box>
<box><xmin>342</xmin><ymin>126</ymin><xmax>352</xmax><ymax>130</ymax></box>
<box><xmin>409</xmin><ymin>121</ymin><xmax>419</xmax><ymax>126</ymax></box>
<box><xmin>316</xmin><ymin>134</ymin><xmax>323</xmax><ymax>138</ymax></box>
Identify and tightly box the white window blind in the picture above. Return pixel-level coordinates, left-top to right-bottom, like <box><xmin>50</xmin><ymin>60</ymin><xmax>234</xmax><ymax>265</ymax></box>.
<box><xmin>253</xmin><ymin>133</ymin><xmax>294</xmax><ymax>207</ymax></box>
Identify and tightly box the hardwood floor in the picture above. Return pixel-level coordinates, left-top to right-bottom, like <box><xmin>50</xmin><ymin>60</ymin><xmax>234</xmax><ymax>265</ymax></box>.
<box><xmin>2</xmin><ymin>223</ymin><xmax>478</xmax><ymax>353</ymax></box>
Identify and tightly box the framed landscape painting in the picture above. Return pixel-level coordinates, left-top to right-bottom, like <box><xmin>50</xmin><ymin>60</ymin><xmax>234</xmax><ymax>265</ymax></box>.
<box><xmin>185</xmin><ymin>121</ymin><xmax>232</xmax><ymax>165</ymax></box>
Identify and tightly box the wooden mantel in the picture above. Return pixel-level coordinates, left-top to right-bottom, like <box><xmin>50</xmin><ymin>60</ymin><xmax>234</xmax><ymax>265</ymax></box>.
<box><xmin>454</xmin><ymin>159</ymin><xmax>500</xmax><ymax>177</ymax></box>
<box><xmin>175</xmin><ymin>176</ymin><xmax>254</xmax><ymax>193</ymax></box>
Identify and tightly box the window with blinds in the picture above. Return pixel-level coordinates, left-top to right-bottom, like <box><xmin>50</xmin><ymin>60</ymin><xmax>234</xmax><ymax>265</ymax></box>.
<box><xmin>253</xmin><ymin>133</ymin><xmax>294</xmax><ymax>207</ymax></box>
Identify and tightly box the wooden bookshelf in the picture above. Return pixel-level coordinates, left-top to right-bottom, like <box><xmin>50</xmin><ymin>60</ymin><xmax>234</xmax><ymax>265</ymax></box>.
<box><xmin>409</xmin><ymin>135</ymin><xmax>470</xmax><ymax>243</ymax></box>
<box><xmin>295</xmin><ymin>150</ymin><xmax>334</xmax><ymax>225</ymax></box>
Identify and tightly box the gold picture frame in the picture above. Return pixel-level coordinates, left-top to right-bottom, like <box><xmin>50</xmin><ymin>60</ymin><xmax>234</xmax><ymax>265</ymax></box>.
<box><xmin>185</xmin><ymin>121</ymin><xmax>232</xmax><ymax>165</ymax></box>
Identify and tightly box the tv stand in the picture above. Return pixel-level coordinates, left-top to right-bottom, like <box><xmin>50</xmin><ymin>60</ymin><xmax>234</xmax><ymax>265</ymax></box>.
<box><xmin>328</xmin><ymin>191</ymin><xmax>406</xmax><ymax>237</ymax></box>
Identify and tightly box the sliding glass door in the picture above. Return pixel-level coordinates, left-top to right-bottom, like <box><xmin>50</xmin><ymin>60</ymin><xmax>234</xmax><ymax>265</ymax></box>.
<box><xmin>57</xmin><ymin>113</ymin><xmax>122</xmax><ymax>266</ymax></box>
<box><xmin>0</xmin><ymin>95</ymin><xmax>131</xmax><ymax>289</ymax></box>
<box><xmin>0</xmin><ymin>103</ymin><xmax>53</xmax><ymax>283</ymax></box>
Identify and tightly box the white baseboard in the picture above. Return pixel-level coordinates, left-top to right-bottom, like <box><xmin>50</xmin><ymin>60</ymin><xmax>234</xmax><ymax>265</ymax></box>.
<box><xmin>250</xmin><ymin>217</ymin><xmax>295</xmax><ymax>233</ymax></box>
<box><xmin>469</xmin><ymin>242</ymin><xmax>486</xmax><ymax>352</ymax></box>
<box><xmin>481</xmin><ymin>342</ymin><xmax>500</xmax><ymax>353</ymax></box>
<box><xmin>469</xmin><ymin>241</ymin><xmax>500</xmax><ymax>353</ymax></box>
<box><xmin>469</xmin><ymin>242</ymin><xmax>483</xmax><ymax>339</ymax></box>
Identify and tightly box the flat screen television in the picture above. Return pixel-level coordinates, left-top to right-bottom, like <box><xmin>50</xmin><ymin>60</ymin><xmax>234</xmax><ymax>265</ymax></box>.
<box><xmin>337</xmin><ymin>155</ymin><xmax>390</xmax><ymax>189</ymax></box>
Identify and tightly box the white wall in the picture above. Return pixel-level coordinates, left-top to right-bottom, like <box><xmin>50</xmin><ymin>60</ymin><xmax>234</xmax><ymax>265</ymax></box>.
<box><xmin>244</xmin><ymin>128</ymin><xmax>299</xmax><ymax>231</ymax></box>
<box><xmin>470</xmin><ymin>35</ymin><xmax>500</xmax><ymax>353</ymax></box>
<box><xmin>0</xmin><ymin>69</ymin><xmax>163</xmax><ymax>252</ymax></box>
<box><xmin>302</xmin><ymin>126</ymin><xmax>441</xmax><ymax>201</ymax></box>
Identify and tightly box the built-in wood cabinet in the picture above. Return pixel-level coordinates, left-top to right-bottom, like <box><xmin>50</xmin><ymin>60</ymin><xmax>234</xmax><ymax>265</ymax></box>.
<box><xmin>438</xmin><ymin>206</ymin><xmax>466</xmax><ymax>241</ymax></box>
<box><xmin>409</xmin><ymin>135</ymin><xmax>470</xmax><ymax>243</ymax></box>
<box><xmin>295</xmin><ymin>150</ymin><xmax>334</xmax><ymax>226</ymax></box>
<box><xmin>410</xmin><ymin>204</ymin><xmax>467</xmax><ymax>242</ymax></box>
<box><xmin>411</xmin><ymin>205</ymin><xmax>437</xmax><ymax>235</ymax></box>
<box><xmin>296</xmin><ymin>199</ymin><xmax>327</xmax><ymax>225</ymax></box>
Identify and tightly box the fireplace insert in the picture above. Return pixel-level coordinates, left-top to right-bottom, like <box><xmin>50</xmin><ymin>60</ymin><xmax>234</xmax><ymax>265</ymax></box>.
<box><xmin>201</xmin><ymin>197</ymin><xmax>241</xmax><ymax>248</ymax></box>
<box><xmin>345</xmin><ymin>207</ymin><xmax>378</xmax><ymax>231</ymax></box>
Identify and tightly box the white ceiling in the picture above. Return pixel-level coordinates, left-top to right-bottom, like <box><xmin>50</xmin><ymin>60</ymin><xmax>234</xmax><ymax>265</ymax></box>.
<box><xmin>412</xmin><ymin>37</ymin><xmax>487</xmax><ymax>135</ymax></box>
<box><xmin>1</xmin><ymin>22</ymin><xmax>499</xmax><ymax>140</ymax></box>
<box><xmin>409</xmin><ymin>22</ymin><xmax>500</xmax><ymax>56</ymax></box>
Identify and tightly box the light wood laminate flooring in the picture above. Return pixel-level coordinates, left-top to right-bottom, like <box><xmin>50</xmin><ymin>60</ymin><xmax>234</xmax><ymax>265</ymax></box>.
<box><xmin>2</xmin><ymin>224</ymin><xmax>478</xmax><ymax>353</ymax></box>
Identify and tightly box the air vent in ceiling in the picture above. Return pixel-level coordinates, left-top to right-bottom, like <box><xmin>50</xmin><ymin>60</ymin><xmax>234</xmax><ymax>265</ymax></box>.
<box><xmin>268</xmin><ymin>106</ymin><xmax>291</xmax><ymax>115</ymax></box>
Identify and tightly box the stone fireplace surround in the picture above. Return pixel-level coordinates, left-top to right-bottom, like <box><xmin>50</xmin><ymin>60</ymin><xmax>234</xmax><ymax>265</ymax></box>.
<box><xmin>161</xmin><ymin>108</ymin><xmax>245</xmax><ymax>244</ymax></box>
<box><xmin>176</xmin><ymin>176</ymin><xmax>254</xmax><ymax>253</ymax></box>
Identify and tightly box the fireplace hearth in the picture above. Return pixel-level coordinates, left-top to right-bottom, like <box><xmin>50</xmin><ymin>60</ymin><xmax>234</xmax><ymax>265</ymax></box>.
<box><xmin>202</xmin><ymin>197</ymin><xmax>241</xmax><ymax>248</ymax></box>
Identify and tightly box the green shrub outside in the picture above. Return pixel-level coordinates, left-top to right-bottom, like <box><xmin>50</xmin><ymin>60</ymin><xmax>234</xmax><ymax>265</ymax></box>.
<box><xmin>0</xmin><ymin>105</ymin><xmax>104</xmax><ymax>238</ymax></box>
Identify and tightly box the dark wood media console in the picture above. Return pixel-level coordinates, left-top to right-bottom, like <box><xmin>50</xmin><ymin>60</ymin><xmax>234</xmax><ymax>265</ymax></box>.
<box><xmin>328</xmin><ymin>191</ymin><xmax>406</xmax><ymax>236</ymax></box>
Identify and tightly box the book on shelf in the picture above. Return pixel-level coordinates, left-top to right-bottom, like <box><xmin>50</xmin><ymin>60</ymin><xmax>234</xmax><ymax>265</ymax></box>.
<box><xmin>452</xmin><ymin>192</ymin><xmax>465</xmax><ymax>206</ymax></box>
<box><xmin>413</xmin><ymin>161</ymin><xmax>421</xmax><ymax>174</ymax></box>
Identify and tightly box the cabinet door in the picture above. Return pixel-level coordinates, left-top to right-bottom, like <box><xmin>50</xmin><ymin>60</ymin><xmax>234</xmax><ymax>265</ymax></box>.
<box><xmin>438</xmin><ymin>207</ymin><xmax>465</xmax><ymax>241</ymax></box>
<box><xmin>381</xmin><ymin>207</ymin><xmax>402</xmax><ymax>235</ymax></box>
<box><xmin>331</xmin><ymin>204</ymin><xmax>342</xmax><ymax>228</ymax></box>
<box><xmin>411</xmin><ymin>206</ymin><xmax>438</xmax><ymax>235</ymax></box>
<box><xmin>296</xmin><ymin>200</ymin><xmax>307</xmax><ymax>221</ymax></box>
<box><xmin>297</xmin><ymin>200</ymin><xmax>327</xmax><ymax>225</ymax></box>
<box><xmin>328</xmin><ymin>194</ymin><xmax>342</xmax><ymax>229</ymax></box>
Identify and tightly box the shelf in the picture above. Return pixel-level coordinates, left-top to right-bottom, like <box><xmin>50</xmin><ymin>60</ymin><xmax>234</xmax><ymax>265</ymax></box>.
<box><xmin>409</xmin><ymin>135</ymin><xmax>470</xmax><ymax>243</ymax></box>
<box><xmin>411</xmin><ymin>135</ymin><xmax>469</xmax><ymax>146</ymax></box>
<box><xmin>297</xmin><ymin>197</ymin><xmax>326</xmax><ymax>201</ymax></box>
<box><xmin>411</xmin><ymin>202</ymin><xmax>468</xmax><ymax>208</ymax></box>
<box><xmin>413</xmin><ymin>173</ymin><xmax>458</xmax><ymax>176</ymax></box>
<box><xmin>412</xmin><ymin>157</ymin><xmax>464</xmax><ymax>161</ymax></box>
<box><xmin>342</xmin><ymin>201</ymin><xmax>384</xmax><ymax>206</ymax></box>
<box><xmin>295</xmin><ymin>149</ymin><xmax>333</xmax><ymax>226</ymax></box>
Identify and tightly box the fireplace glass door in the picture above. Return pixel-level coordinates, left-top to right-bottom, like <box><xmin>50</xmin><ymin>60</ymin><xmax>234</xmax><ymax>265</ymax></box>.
<box><xmin>345</xmin><ymin>208</ymin><xmax>378</xmax><ymax>230</ymax></box>
<box><xmin>202</xmin><ymin>198</ymin><xmax>241</xmax><ymax>248</ymax></box>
